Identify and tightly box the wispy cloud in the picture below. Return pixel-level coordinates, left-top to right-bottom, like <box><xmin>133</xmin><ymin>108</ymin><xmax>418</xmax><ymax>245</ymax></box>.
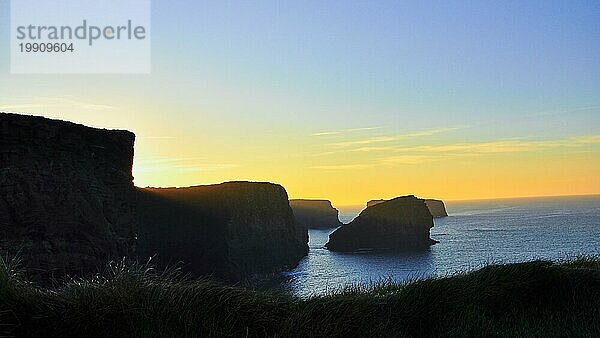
<box><xmin>309</xmin><ymin>135</ymin><xmax>600</xmax><ymax>171</ymax></box>
<box><xmin>328</xmin><ymin>135</ymin><xmax>398</xmax><ymax>147</ymax></box>
<box><xmin>311</xmin><ymin>131</ymin><xmax>341</xmax><ymax>136</ymax></box>
<box><xmin>378</xmin><ymin>154</ymin><xmax>446</xmax><ymax>165</ymax></box>
<box><xmin>311</xmin><ymin>163</ymin><xmax>378</xmax><ymax>171</ymax></box>
<box><xmin>299</xmin><ymin>126</ymin><xmax>467</xmax><ymax>157</ymax></box>
<box><xmin>528</xmin><ymin>104</ymin><xmax>600</xmax><ymax>117</ymax></box>
<box><xmin>325</xmin><ymin>126</ymin><xmax>465</xmax><ymax>148</ymax></box>
<box><xmin>399</xmin><ymin>127</ymin><xmax>464</xmax><ymax>138</ymax></box>
<box><xmin>570</xmin><ymin>135</ymin><xmax>600</xmax><ymax>144</ymax></box>
<box><xmin>390</xmin><ymin>135</ymin><xmax>600</xmax><ymax>155</ymax></box>
<box><xmin>310</xmin><ymin>155</ymin><xmax>445</xmax><ymax>171</ymax></box>
<box><xmin>311</xmin><ymin>126</ymin><xmax>382</xmax><ymax>137</ymax></box>
<box><xmin>0</xmin><ymin>96</ymin><xmax>117</xmax><ymax>112</ymax></box>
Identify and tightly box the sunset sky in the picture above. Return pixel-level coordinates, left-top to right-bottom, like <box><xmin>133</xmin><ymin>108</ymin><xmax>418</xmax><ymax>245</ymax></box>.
<box><xmin>1</xmin><ymin>1</ymin><xmax>599</xmax><ymax>206</ymax></box>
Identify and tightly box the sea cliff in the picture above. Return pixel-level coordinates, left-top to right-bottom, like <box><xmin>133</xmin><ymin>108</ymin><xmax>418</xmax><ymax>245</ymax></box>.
<box><xmin>137</xmin><ymin>182</ymin><xmax>308</xmax><ymax>280</ymax></box>
<box><xmin>0</xmin><ymin>112</ymin><xmax>137</xmax><ymax>279</ymax></box>
<box><xmin>290</xmin><ymin>199</ymin><xmax>342</xmax><ymax>229</ymax></box>
<box><xmin>424</xmin><ymin>199</ymin><xmax>448</xmax><ymax>217</ymax></box>
<box><xmin>0</xmin><ymin>113</ymin><xmax>307</xmax><ymax>281</ymax></box>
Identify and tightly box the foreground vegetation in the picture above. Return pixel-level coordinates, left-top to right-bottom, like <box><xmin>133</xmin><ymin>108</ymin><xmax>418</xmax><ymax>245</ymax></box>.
<box><xmin>0</xmin><ymin>257</ymin><xmax>598</xmax><ymax>337</ymax></box>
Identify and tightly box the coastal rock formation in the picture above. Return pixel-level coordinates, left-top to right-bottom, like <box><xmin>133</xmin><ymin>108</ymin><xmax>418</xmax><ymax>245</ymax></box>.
<box><xmin>0</xmin><ymin>113</ymin><xmax>308</xmax><ymax>281</ymax></box>
<box><xmin>137</xmin><ymin>182</ymin><xmax>308</xmax><ymax>280</ymax></box>
<box><xmin>424</xmin><ymin>199</ymin><xmax>448</xmax><ymax>218</ymax></box>
<box><xmin>0</xmin><ymin>113</ymin><xmax>137</xmax><ymax>279</ymax></box>
<box><xmin>366</xmin><ymin>199</ymin><xmax>386</xmax><ymax>208</ymax></box>
<box><xmin>327</xmin><ymin>195</ymin><xmax>437</xmax><ymax>252</ymax></box>
<box><xmin>367</xmin><ymin>198</ymin><xmax>448</xmax><ymax>218</ymax></box>
<box><xmin>290</xmin><ymin>199</ymin><xmax>342</xmax><ymax>229</ymax></box>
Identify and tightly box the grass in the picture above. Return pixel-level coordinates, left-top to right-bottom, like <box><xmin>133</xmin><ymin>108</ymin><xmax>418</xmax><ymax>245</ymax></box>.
<box><xmin>0</xmin><ymin>256</ymin><xmax>598</xmax><ymax>337</ymax></box>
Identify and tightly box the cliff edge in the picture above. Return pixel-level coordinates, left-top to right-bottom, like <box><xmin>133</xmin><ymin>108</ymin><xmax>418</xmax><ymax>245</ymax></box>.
<box><xmin>0</xmin><ymin>112</ymin><xmax>137</xmax><ymax>278</ymax></box>
<box><xmin>290</xmin><ymin>199</ymin><xmax>342</xmax><ymax>229</ymax></box>
<box><xmin>0</xmin><ymin>113</ymin><xmax>308</xmax><ymax>281</ymax></box>
<box><xmin>368</xmin><ymin>198</ymin><xmax>448</xmax><ymax>218</ymax></box>
<box><xmin>137</xmin><ymin>182</ymin><xmax>308</xmax><ymax>280</ymax></box>
<box><xmin>424</xmin><ymin>199</ymin><xmax>448</xmax><ymax>217</ymax></box>
<box><xmin>327</xmin><ymin>195</ymin><xmax>437</xmax><ymax>251</ymax></box>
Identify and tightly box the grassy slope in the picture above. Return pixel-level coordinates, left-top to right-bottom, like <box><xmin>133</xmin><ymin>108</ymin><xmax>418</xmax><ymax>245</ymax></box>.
<box><xmin>0</xmin><ymin>257</ymin><xmax>598</xmax><ymax>337</ymax></box>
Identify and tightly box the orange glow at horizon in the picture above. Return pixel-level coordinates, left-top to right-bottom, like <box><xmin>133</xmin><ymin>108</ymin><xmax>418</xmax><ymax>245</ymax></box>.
<box><xmin>132</xmin><ymin>134</ymin><xmax>600</xmax><ymax>207</ymax></box>
<box><xmin>4</xmin><ymin>107</ymin><xmax>599</xmax><ymax>208</ymax></box>
<box><xmin>2</xmin><ymin>1</ymin><xmax>600</xmax><ymax>209</ymax></box>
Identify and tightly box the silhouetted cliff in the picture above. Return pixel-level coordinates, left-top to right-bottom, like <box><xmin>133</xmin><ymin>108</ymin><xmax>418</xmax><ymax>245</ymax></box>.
<box><xmin>0</xmin><ymin>113</ymin><xmax>308</xmax><ymax>281</ymax></box>
<box><xmin>0</xmin><ymin>113</ymin><xmax>137</xmax><ymax>279</ymax></box>
<box><xmin>327</xmin><ymin>195</ymin><xmax>437</xmax><ymax>251</ymax></box>
<box><xmin>137</xmin><ymin>182</ymin><xmax>308</xmax><ymax>280</ymax></box>
<box><xmin>367</xmin><ymin>198</ymin><xmax>448</xmax><ymax>218</ymax></box>
<box><xmin>424</xmin><ymin>199</ymin><xmax>448</xmax><ymax>217</ymax></box>
<box><xmin>366</xmin><ymin>199</ymin><xmax>386</xmax><ymax>208</ymax></box>
<box><xmin>290</xmin><ymin>199</ymin><xmax>342</xmax><ymax>228</ymax></box>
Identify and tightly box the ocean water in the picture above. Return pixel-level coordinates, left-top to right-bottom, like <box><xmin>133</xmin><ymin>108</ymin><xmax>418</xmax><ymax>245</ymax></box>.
<box><xmin>281</xmin><ymin>195</ymin><xmax>600</xmax><ymax>297</ymax></box>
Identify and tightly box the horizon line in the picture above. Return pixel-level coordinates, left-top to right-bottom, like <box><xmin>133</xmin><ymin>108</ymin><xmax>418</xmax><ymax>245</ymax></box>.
<box><xmin>333</xmin><ymin>193</ymin><xmax>600</xmax><ymax>208</ymax></box>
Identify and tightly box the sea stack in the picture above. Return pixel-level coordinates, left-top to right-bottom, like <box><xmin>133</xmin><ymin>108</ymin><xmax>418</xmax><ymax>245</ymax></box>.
<box><xmin>0</xmin><ymin>113</ymin><xmax>137</xmax><ymax>279</ymax></box>
<box><xmin>327</xmin><ymin>195</ymin><xmax>437</xmax><ymax>252</ymax></box>
<box><xmin>290</xmin><ymin>199</ymin><xmax>342</xmax><ymax>229</ymax></box>
<box><xmin>367</xmin><ymin>198</ymin><xmax>448</xmax><ymax>218</ymax></box>
<box><xmin>137</xmin><ymin>182</ymin><xmax>309</xmax><ymax>280</ymax></box>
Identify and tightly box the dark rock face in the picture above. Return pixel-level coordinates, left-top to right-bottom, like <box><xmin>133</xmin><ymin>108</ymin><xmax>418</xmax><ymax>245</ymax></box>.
<box><xmin>0</xmin><ymin>113</ymin><xmax>307</xmax><ymax>282</ymax></box>
<box><xmin>367</xmin><ymin>198</ymin><xmax>448</xmax><ymax>218</ymax></box>
<box><xmin>137</xmin><ymin>182</ymin><xmax>308</xmax><ymax>280</ymax></box>
<box><xmin>327</xmin><ymin>195</ymin><xmax>437</xmax><ymax>252</ymax></box>
<box><xmin>424</xmin><ymin>199</ymin><xmax>448</xmax><ymax>218</ymax></box>
<box><xmin>366</xmin><ymin>199</ymin><xmax>386</xmax><ymax>208</ymax></box>
<box><xmin>290</xmin><ymin>199</ymin><xmax>342</xmax><ymax>229</ymax></box>
<box><xmin>0</xmin><ymin>113</ymin><xmax>137</xmax><ymax>279</ymax></box>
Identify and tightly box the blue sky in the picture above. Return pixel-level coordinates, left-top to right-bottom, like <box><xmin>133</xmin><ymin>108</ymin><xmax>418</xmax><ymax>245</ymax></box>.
<box><xmin>0</xmin><ymin>0</ymin><xmax>599</xmax><ymax>203</ymax></box>
<box><xmin>2</xmin><ymin>1</ymin><xmax>599</xmax><ymax>134</ymax></box>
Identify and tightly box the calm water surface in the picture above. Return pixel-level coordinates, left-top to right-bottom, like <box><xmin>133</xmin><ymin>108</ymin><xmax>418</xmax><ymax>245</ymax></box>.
<box><xmin>281</xmin><ymin>195</ymin><xmax>600</xmax><ymax>297</ymax></box>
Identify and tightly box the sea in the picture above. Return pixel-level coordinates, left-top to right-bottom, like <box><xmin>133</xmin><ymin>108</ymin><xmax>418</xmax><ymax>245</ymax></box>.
<box><xmin>278</xmin><ymin>195</ymin><xmax>600</xmax><ymax>297</ymax></box>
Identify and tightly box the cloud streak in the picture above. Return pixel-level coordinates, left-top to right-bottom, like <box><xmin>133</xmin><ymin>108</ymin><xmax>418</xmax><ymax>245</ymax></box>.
<box><xmin>325</xmin><ymin>126</ymin><xmax>465</xmax><ymax>148</ymax></box>
<box><xmin>389</xmin><ymin>135</ymin><xmax>600</xmax><ymax>155</ymax></box>
<box><xmin>311</xmin><ymin>163</ymin><xmax>378</xmax><ymax>171</ymax></box>
<box><xmin>328</xmin><ymin>135</ymin><xmax>398</xmax><ymax>147</ymax></box>
<box><xmin>310</xmin><ymin>135</ymin><xmax>600</xmax><ymax>171</ymax></box>
<box><xmin>0</xmin><ymin>96</ymin><xmax>117</xmax><ymax>112</ymax></box>
<box><xmin>528</xmin><ymin>104</ymin><xmax>600</xmax><ymax>117</ymax></box>
<box><xmin>311</xmin><ymin>126</ymin><xmax>382</xmax><ymax>137</ymax></box>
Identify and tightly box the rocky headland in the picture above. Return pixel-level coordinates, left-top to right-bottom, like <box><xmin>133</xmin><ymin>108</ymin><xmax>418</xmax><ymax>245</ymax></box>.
<box><xmin>0</xmin><ymin>113</ymin><xmax>307</xmax><ymax>281</ymax></box>
<box><xmin>367</xmin><ymin>198</ymin><xmax>448</xmax><ymax>218</ymax></box>
<box><xmin>0</xmin><ymin>113</ymin><xmax>137</xmax><ymax>279</ymax></box>
<box><xmin>137</xmin><ymin>182</ymin><xmax>308</xmax><ymax>280</ymax></box>
<box><xmin>327</xmin><ymin>195</ymin><xmax>437</xmax><ymax>252</ymax></box>
<box><xmin>424</xmin><ymin>199</ymin><xmax>448</xmax><ymax>217</ymax></box>
<box><xmin>290</xmin><ymin>199</ymin><xmax>342</xmax><ymax>229</ymax></box>
<box><xmin>366</xmin><ymin>199</ymin><xmax>386</xmax><ymax>208</ymax></box>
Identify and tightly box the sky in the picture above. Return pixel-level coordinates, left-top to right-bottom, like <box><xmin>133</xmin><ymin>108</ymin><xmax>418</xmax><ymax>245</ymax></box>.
<box><xmin>0</xmin><ymin>0</ymin><xmax>599</xmax><ymax>206</ymax></box>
